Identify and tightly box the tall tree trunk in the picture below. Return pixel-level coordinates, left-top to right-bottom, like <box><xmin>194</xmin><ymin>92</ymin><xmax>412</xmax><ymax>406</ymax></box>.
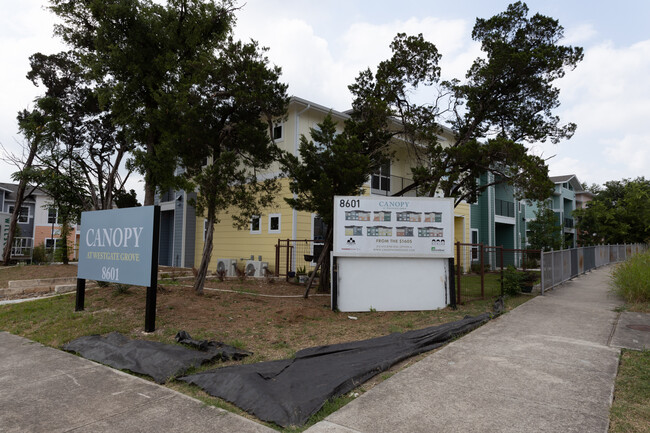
<box><xmin>304</xmin><ymin>226</ymin><xmax>333</xmax><ymax>298</ymax></box>
<box><xmin>143</xmin><ymin>141</ymin><xmax>156</xmax><ymax>206</ymax></box>
<box><xmin>193</xmin><ymin>213</ymin><xmax>215</xmax><ymax>295</ymax></box>
<box><xmin>59</xmin><ymin>216</ymin><xmax>70</xmax><ymax>265</ymax></box>
<box><xmin>3</xmin><ymin>140</ymin><xmax>38</xmax><ymax>265</ymax></box>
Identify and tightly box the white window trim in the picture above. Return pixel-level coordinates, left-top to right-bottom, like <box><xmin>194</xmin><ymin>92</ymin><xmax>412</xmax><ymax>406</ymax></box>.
<box><xmin>268</xmin><ymin>213</ymin><xmax>281</xmax><ymax>234</ymax></box>
<box><xmin>471</xmin><ymin>228</ymin><xmax>479</xmax><ymax>261</ymax></box>
<box><xmin>272</xmin><ymin>121</ymin><xmax>284</xmax><ymax>143</ymax></box>
<box><xmin>48</xmin><ymin>208</ymin><xmax>59</xmax><ymax>225</ymax></box>
<box><xmin>8</xmin><ymin>205</ymin><xmax>30</xmax><ymax>224</ymax></box>
<box><xmin>250</xmin><ymin>215</ymin><xmax>261</xmax><ymax>234</ymax></box>
<box><xmin>45</xmin><ymin>237</ymin><xmax>64</xmax><ymax>251</ymax></box>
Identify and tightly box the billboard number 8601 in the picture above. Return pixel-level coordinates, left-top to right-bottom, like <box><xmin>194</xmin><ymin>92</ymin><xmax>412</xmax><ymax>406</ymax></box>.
<box><xmin>339</xmin><ymin>199</ymin><xmax>360</xmax><ymax>208</ymax></box>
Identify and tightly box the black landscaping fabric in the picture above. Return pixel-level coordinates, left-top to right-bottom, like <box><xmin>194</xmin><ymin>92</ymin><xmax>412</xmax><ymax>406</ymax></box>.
<box><xmin>179</xmin><ymin>312</ymin><xmax>494</xmax><ymax>427</ymax></box>
<box><xmin>62</xmin><ymin>331</ymin><xmax>252</xmax><ymax>384</ymax></box>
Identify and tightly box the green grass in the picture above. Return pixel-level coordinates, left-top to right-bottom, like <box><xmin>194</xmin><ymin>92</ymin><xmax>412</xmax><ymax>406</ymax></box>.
<box><xmin>460</xmin><ymin>270</ymin><xmax>540</xmax><ymax>301</ymax></box>
<box><xmin>609</xmin><ymin>350</ymin><xmax>650</xmax><ymax>433</ymax></box>
<box><xmin>459</xmin><ymin>272</ymin><xmax>502</xmax><ymax>299</ymax></box>
<box><xmin>612</xmin><ymin>251</ymin><xmax>650</xmax><ymax>305</ymax></box>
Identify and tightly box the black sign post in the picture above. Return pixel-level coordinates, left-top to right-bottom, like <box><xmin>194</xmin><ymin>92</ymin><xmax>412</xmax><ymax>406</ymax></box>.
<box><xmin>75</xmin><ymin>278</ymin><xmax>86</xmax><ymax>312</ymax></box>
<box><xmin>145</xmin><ymin>206</ymin><xmax>160</xmax><ymax>332</ymax></box>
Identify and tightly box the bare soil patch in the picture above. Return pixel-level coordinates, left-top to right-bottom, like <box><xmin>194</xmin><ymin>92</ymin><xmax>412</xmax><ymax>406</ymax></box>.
<box><xmin>0</xmin><ymin>264</ymin><xmax>79</xmax><ymax>288</ymax></box>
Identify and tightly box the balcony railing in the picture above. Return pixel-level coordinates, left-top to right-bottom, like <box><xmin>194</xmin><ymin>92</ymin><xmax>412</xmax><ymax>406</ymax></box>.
<box><xmin>495</xmin><ymin>199</ymin><xmax>515</xmax><ymax>218</ymax></box>
<box><xmin>11</xmin><ymin>237</ymin><xmax>33</xmax><ymax>258</ymax></box>
<box><xmin>370</xmin><ymin>175</ymin><xmax>420</xmax><ymax>197</ymax></box>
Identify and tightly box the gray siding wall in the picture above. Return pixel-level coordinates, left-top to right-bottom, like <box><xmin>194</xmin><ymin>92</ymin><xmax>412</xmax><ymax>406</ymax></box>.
<box><xmin>159</xmin><ymin>210</ymin><xmax>174</xmax><ymax>266</ymax></box>
<box><xmin>183</xmin><ymin>192</ymin><xmax>197</xmax><ymax>268</ymax></box>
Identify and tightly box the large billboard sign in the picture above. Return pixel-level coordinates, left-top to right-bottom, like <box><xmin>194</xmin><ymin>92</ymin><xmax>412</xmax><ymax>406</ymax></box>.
<box><xmin>333</xmin><ymin>196</ymin><xmax>454</xmax><ymax>258</ymax></box>
<box><xmin>78</xmin><ymin>206</ymin><xmax>157</xmax><ymax>286</ymax></box>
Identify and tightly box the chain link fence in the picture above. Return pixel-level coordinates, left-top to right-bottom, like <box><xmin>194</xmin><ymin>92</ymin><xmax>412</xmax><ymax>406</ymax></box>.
<box><xmin>540</xmin><ymin>243</ymin><xmax>648</xmax><ymax>294</ymax></box>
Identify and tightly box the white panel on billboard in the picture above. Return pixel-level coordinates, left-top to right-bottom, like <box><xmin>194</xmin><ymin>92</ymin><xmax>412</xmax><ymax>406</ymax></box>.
<box><xmin>333</xmin><ymin>196</ymin><xmax>454</xmax><ymax>258</ymax></box>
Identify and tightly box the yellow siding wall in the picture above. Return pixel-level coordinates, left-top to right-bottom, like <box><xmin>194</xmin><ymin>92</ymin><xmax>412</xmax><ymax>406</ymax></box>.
<box><xmin>194</xmin><ymin>178</ymin><xmax>305</xmax><ymax>273</ymax></box>
<box><xmin>454</xmin><ymin>202</ymin><xmax>471</xmax><ymax>271</ymax></box>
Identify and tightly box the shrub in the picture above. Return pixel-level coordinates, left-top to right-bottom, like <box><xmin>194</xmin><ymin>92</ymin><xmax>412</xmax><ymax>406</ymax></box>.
<box><xmin>501</xmin><ymin>265</ymin><xmax>524</xmax><ymax>296</ymax></box>
<box><xmin>612</xmin><ymin>251</ymin><xmax>650</xmax><ymax>303</ymax></box>
<box><xmin>32</xmin><ymin>244</ymin><xmax>48</xmax><ymax>264</ymax></box>
<box><xmin>113</xmin><ymin>284</ymin><xmax>131</xmax><ymax>295</ymax></box>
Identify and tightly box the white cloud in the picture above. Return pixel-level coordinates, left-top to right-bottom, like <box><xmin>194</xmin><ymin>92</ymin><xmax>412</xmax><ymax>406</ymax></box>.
<box><xmin>234</xmin><ymin>11</ymin><xmax>479</xmax><ymax>111</ymax></box>
<box><xmin>562</xmin><ymin>23</ymin><xmax>597</xmax><ymax>45</ymax></box>
<box><xmin>545</xmin><ymin>39</ymin><xmax>650</xmax><ymax>185</ymax></box>
<box><xmin>603</xmin><ymin>134</ymin><xmax>650</xmax><ymax>173</ymax></box>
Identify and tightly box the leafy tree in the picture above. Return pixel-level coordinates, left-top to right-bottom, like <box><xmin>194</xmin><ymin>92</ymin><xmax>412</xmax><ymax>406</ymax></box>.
<box><xmin>281</xmin><ymin>113</ymin><xmax>386</xmax><ymax>295</ymax></box>
<box><xmin>352</xmin><ymin>2</ymin><xmax>583</xmax><ymax>206</ymax></box>
<box><xmin>48</xmin><ymin>0</ymin><xmax>236</xmax><ymax>205</ymax></box>
<box><xmin>24</xmin><ymin>51</ymin><xmax>130</xmax><ymax>211</ymax></box>
<box><xmin>170</xmin><ymin>38</ymin><xmax>288</xmax><ymax>294</ymax></box>
<box><xmin>574</xmin><ymin>177</ymin><xmax>650</xmax><ymax>245</ymax></box>
<box><xmin>114</xmin><ymin>189</ymin><xmax>141</xmax><ymax>208</ymax></box>
<box><xmin>526</xmin><ymin>202</ymin><xmax>562</xmax><ymax>251</ymax></box>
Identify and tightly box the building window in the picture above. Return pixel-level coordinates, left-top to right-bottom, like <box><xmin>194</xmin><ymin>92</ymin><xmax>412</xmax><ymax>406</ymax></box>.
<box><xmin>471</xmin><ymin>229</ymin><xmax>479</xmax><ymax>261</ymax></box>
<box><xmin>250</xmin><ymin>216</ymin><xmax>261</xmax><ymax>234</ymax></box>
<box><xmin>45</xmin><ymin>238</ymin><xmax>64</xmax><ymax>251</ymax></box>
<box><xmin>312</xmin><ymin>215</ymin><xmax>328</xmax><ymax>240</ymax></box>
<box><xmin>8</xmin><ymin>205</ymin><xmax>29</xmax><ymax>224</ymax></box>
<box><xmin>268</xmin><ymin>214</ymin><xmax>281</xmax><ymax>234</ymax></box>
<box><xmin>48</xmin><ymin>208</ymin><xmax>59</xmax><ymax>225</ymax></box>
<box><xmin>272</xmin><ymin>122</ymin><xmax>283</xmax><ymax>141</ymax></box>
<box><xmin>371</xmin><ymin>162</ymin><xmax>391</xmax><ymax>193</ymax></box>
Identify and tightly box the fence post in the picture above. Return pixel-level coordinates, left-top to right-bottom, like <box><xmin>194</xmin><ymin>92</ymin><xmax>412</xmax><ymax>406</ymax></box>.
<box><xmin>478</xmin><ymin>242</ymin><xmax>485</xmax><ymax>298</ymax></box>
<box><xmin>539</xmin><ymin>249</ymin><xmax>544</xmax><ymax>296</ymax></box>
<box><xmin>551</xmin><ymin>248</ymin><xmax>555</xmax><ymax>290</ymax></box>
<box><xmin>456</xmin><ymin>242</ymin><xmax>462</xmax><ymax>304</ymax></box>
<box><xmin>500</xmin><ymin>247</ymin><xmax>504</xmax><ymax>297</ymax></box>
<box><xmin>285</xmin><ymin>239</ymin><xmax>291</xmax><ymax>281</ymax></box>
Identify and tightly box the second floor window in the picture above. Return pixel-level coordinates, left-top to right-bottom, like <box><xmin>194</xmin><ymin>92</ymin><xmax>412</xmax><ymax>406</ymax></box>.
<box><xmin>272</xmin><ymin>122</ymin><xmax>283</xmax><ymax>141</ymax></box>
<box><xmin>371</xmin><ymin>163</ymin><xmax>391</xmax><ymax>193</ymax></box>
<box><xmin>8</xmin><ymin>205</ymin><xmax>29</xmax><ymax>223</ymax></box>
<box><xmin>48</xmin><ymin>208</ymin><xmax>59</xmax><ymax>225</ymax></box>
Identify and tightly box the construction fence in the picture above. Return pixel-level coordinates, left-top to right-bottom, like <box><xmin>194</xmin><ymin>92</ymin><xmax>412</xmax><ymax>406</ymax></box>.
<box><xmin>540</xmin><ymin>243</ymin><xmax>648</xmax><ymax>294</ymax></box>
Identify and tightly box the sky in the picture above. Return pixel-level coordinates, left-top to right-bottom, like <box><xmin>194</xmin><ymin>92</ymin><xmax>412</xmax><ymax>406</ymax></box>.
<box><xmin>1</xmin><ymin>0</ymin><xmax>649</xmax><ymax>201</ymax></box>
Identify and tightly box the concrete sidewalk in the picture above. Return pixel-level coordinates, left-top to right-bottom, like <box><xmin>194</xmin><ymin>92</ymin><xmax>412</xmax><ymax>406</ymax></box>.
<box><xmin>0</xmin><ymin>332</ymin><xmax>274</xmax><ymax>433</ymax></box>
<box><xmin>306</xmin><ymin>265</ymin><xmax>623</xmax><ymax>433</ymax></box>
